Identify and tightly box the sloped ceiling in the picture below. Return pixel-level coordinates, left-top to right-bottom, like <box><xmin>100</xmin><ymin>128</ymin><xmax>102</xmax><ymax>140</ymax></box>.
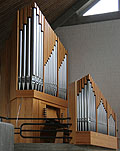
<box><xmin>0</xmin><ymin>0</ymin><xmax>77</xmax><ymax>50</ymax></box>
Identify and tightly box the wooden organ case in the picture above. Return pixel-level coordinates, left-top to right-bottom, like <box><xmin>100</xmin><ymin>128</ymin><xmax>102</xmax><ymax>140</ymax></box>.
<box><xmin>69</xmin><ymin>74</ymin><xmax>118</xmax><ymax>149</ymax></box>
<box><xmin>0</xmin><ymin>2</ymin><xmax>68</xmax><ymax>143</ymax></box>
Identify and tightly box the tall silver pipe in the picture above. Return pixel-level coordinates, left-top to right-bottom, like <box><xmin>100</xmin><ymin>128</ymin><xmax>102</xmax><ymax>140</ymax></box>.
<box><xmin>51</xmin><ymin>50</ymin><xmax>54</xmax><ymax>95</ymax></box>
<box><xmin>35</xmin><ymin>15</ymin><xmax>39</xmax><ymax>90</ymax></box>
<box><xmin>31</xmin><ymin>8</ymin><xmax>37</xmax><ymax>90</ymax></box>
<box><xmin>90</xmin><ymin>86</ymin><xmax>94</xmax><ymax>131</ymax></box>
<box><xmin>38</xmin><ymin>23</ymin><xmax>41</xmax><ymax>91</ymax></box>
<box><xmin>79</xmin><ymin>92</ymin><xmax>82</xmax><ymax>131</ymax></box>
<box><xmin>44</xmin><ymin>64</ymin><xmax>46</xmax><ymax>93</ymax></box>
<box><xmin>48</xmin><ymin>58</ymin><xmax>50</xmax><ymax>94</ymax></box>
<box><xmin>64</xmin><ymin>55</ymin><xmax>67</xmax><ymax>100</ymax></box>
<box><xmin>50</xmin><ymin>53</ymin><xmax>52</xmax><ymax>95</ymax></box>
<box><xmin>41</xmin><ymin>31</ymin><xmax>44</xmax><ymax>91</ymax></box>
<box><xmin>81</xmin><ymin>88</ymin><xmax>84</xmax><ymax>131</ymax></box>
<box><xmin>53</xmin><ymin>47</ymin><xmax>56</xmax><ymax>96</ymax></box>
<box><xmin>59</xmin><ymin>63</ymin><xmax>62</xmax><ymax>98</ymax></box>
<box><xmin>84</xmin><ymin>85</ymin><xmax>87</xmax><ymax>131</ymax></box>
<box><xmin>77</xmin><ymin>95</ymin><xmax>80</xmax><ymax>131</ymax></box>
<box><xmin>93</xmin><ymin>95</ymin><xmax>96</xmax><ymax>131</ymax></box>
<box><xmin>26</xmin><ymin>18</ymin><xmax>31</xmax><ymax>90</ymax></box>
<box><xmin>22</xmin><ymin>24</ymin><xmax>27</xmax><ymax>90</ymax></box>
<box><xmin>55</xmin><ymin>41</ymin><xmax>57</xmax><ymax>96</ymax></box>
<box><xmin>45</xmin><ymin>61</ymin><xmax>48</xmax><ymax>93</ymax></box>
<box><xmin>97</xmin><ymin>102</ymin><xmax>101</xmax><ymax>133</ymax></box>
<box><xmin>87</xmin><ymin>81</ymin><xmax>91</xmax><ymax>131</ymax></box>
<box><xmin>62</xmin><ymin>58</ymin><xmax>65</xmax><ymax>99</ymax></box>
<box><xmin>18</xmin><ymin>30</ymin><xmax>23</xmax><ymax>90</ymax></box>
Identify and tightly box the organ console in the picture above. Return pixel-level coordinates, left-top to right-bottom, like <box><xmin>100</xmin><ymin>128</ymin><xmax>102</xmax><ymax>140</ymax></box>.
<box><xmin>69</xmin><ymin>74</ymin><xmax>118</xmax><ymax>149</ymax></box>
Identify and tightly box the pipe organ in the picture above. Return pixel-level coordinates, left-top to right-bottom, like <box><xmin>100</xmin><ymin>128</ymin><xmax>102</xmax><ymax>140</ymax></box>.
<box><xmin>0</xmin><ymin>2</ymin><xmax>68</xmax><ymax>143</ymax></box>
<box><xmin>17</xmin><ymin>3</ymin><xmax>68</xmax><ymax>98</ymax></box>
<box><xmin>0</xmin><ymin>1</ymin><xmax>118</xmax><ymax>148</ymax></box>
<box><xmin>69</xmin><ymin>74</ymin><xmax>118</xmax><ymax>149</ymax></box>
<box><xmin>18</xmin><ymin>5</ymin><xmax>44</xmax><ymax>91</ymax></box>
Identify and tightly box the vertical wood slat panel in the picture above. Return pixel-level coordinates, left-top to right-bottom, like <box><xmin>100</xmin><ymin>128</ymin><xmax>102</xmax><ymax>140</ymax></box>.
<box><xmin>77</xmin><ymin>80</ymin><xmax>80</xmax><ymax>96</ymax></box>
<box><xmin>58</xmin><ymin>38</ymin><xmax>67</xmax><ymax>69</ymax></box>
<box><xmin>19</xmin><ymin>9</ymin><xmax>23</xmax><ymax>30</ymax></box>
<box><xmin>16</xmin><ymin>10</ymin><xmax>19</xmax><ymax>91</ymax></box>
<box><xmin>27</xmin><ymin>4</ymin><xmax>32</xmax><ymax>18</ymax></box>
<box><xmin>44</xmin><ymin>18</ymin><xmax>57</xmax><ymax>65</ymax></box>
<box><xmin>44</xmin><ymin>19</ymin><xmax>48</xmax><ymax>65</ymax></box>
<box><xmin>23</xmin><ymin>7</ymin><xmax>27</xmax><ymax>24</ymax></box>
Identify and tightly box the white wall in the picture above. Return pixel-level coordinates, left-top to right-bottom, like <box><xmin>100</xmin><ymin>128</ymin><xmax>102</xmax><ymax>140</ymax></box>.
<box><xmin>56</xmin><ymin>19</ymin><xmax>120</xmax><ymax>136</ymax></box>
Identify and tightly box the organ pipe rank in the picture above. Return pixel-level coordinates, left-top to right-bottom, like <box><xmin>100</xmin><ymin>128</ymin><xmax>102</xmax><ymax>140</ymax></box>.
<box><xmin>18</xmin><ymin>3</ymin><xmax>68</xmax><ymax>100</ymax></box>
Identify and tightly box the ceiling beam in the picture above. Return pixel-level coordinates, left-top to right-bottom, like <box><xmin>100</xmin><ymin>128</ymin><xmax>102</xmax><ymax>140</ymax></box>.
<box><xmin>51</xmin><ymin>0</ymin><xmax>99</xmax><ymax>29</ymax></box>
<box><xmin>76</xmin><ymin>0</ymin><xmax>100</xmax><ymax>16</ymax></box>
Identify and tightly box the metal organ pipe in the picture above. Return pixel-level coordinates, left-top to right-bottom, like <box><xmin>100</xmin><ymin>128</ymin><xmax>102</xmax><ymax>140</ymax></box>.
<box><xmin>41</xmin><ymin>26</ymin><xmax>44</xmax><ymax>91</ymax></box>
<box><xmin>97</xmin><ymin>101</ymin><xmax>107</xmax><ymax>134</ymax></box>
<box><xmin>18</xmin><ymin>30</ymin><xmax>23</xmax><ymax>90</ymax></box>
<box><xmin>35</xmin><ymin>12</ymin><xmax>39</xmax><ymax>90</ymax></box>
<box><xmin>109</xmin><ymin>115</ymin><xmax>115</xmax><ymax>136</ymax></box>
<box><xmin>38</xmin><ymin>20</ymin><xmax>41</xmax><ymax>91</ymax></box>
<box><xmin>77</xmin><ymin>80</ymin><xmax>96</xmax><ymax>132</ymax></box>
<box><xmin>44</xmin><ymin>41</ymin><xmax>58</xmax><ymax>97</ymax></box>
<box><xmin>22</xmin><ymin>24</ymin><xmax>27</xmax><ymax>90</ymax></box>
<box><xmin>31</xmin><ymin>7</ymin><xmax>37</xmax><ymax>90</ymax></box>
<box><xmin>58</xmin><ymin>55</ymin><xmax>67</xmax><ymax>100</ymax></box>
<box><xmin>26</xmin><ymin>17</ymin><xmax>31</xmax><ymax>90</ymax></box>
<box><xmin>18</xmin><ymin>6</ymin><xmax>67</xmax><ymax>100</ymax></box>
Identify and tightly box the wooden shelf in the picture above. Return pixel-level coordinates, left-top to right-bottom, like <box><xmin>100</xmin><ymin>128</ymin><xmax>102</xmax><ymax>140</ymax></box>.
<box><xmin>75</xmin><ymin>131</ymin><xmax>118</xmax><ymax>149</ymax></box>
<box><xmin>13</xmin><ymin>90</ymin><xmax>68</xmax><ymax>108</ymax></box>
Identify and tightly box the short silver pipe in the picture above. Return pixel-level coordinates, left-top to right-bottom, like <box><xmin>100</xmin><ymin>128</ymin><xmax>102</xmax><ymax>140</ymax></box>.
<box><xmin>18</xmin><ymin>30</ymin><xmax>23</xmax><ymax>90</ymax></box>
